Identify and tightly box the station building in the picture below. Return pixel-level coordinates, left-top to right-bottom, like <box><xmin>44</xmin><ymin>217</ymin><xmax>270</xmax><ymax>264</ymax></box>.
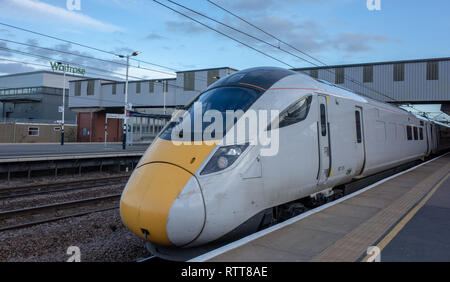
<box><xmin>0</xmin><ymin>71</ymin><xmax>86</xmax><ymax>143</ymax></box>
<box><xmin>68</xmin><ymin>67</ymin><xmax>236</xmax><ymax>143</ymax></box>
<box><xmin>293</xmin><ymin>57</ymin><xmax>450</xmax><ymax>112</ymax></box>
<box><xmin>0</xmin><ymin>71</ymin><xmax>86</xmax><ymax>123</ymax></box>
<box><xmin>2</xmin><ymin>57</ymin><xmax>449</xmax><ymax>144</ymax></box>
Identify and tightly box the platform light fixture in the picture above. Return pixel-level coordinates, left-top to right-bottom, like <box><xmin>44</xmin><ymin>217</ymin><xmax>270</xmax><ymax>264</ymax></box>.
<box><xmin>56</xmin><ymin>61</ymin><xmax>66</xmax><ymax>146</ymax></box>
<box><xmin>115</xmin><ymin>51</ymin><xmax>141</xmax><ymax>150</ymax></box>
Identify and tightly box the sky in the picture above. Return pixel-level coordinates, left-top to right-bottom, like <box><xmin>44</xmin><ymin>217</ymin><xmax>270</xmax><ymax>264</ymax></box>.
<box><xmin>0</xmin><ymin>0</ymin><xmax>449</xmax><ymax>81</ymax></box>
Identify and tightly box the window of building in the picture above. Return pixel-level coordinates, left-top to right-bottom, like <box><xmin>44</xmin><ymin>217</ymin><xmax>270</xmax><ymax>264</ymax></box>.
<box><xmin>184</xmin><ymin>72</ymin><xmax>195</xmax><ymax>91</ymax></box>
<box><xmin>136</xmin><ymin>82</ymin><xmax>141</xmax><ymax>94</ymax></box>
<box><xmin>355</xmin><ymin>111</ymin><xmax>362</xmax><ymax>143</ymax></box>
<box><xmin>426</xmin><ymin>61</ymin><xmax>439</xmax><ymax>80</ymax></box>
<box><xmin>75</xmin><ymin>81</ymin><xmax>81</xmax><ymax>96</ymax></box>
<box><xmin>407</xmin><ymin>125</ymin><xmax>412</xmax><ymax>140</ymax></box>
<box><xmin>87</xmin><ymin>80</ymin><xmax>95</xmax><ymax>96</ymax></box>
<box><xmin>28</xmin><ymin>127</ymin><xmax>39</xmax><ymax>136</ymax></box>
<box><xmin>363</xmin><ymin>65</ymin><xmax>373</xmax><ymax>83</ymax></box>
<box><xmin>149</xmin><ymin>81</ymin><xmax>154</xmax><ymax>93</ymax></box>
<box><xmin>207</xmin><ymin>69</ymin><xmax>220</xmax><ymax>86</ymax></box>
<box><xmin>310</xmin><ymin>69</ymin><xmax>318</xmax><ymax>79</ymax></box>
<box><xmin>393</xmin><ymin>63</ymin><xmax>405</xmax><ymax>82</ymax></box>
<box><xmin>413</xmin><ymin>126</ymin><xmax>418</xmax><ymax>140</ymax></box>
<box><xmin>112</xmin><ymin>84</ymin><xmax>116</xmax><ymax>95</ymax></box>
<box><xmin>419</xmin><ymin>127</ymin><xmax>424</xmax><ymax>140</ymax></box>
<box><xmin>335</xmin><ymin>68</ymin><xmax>344</xmax><ymax>84</ymax></box>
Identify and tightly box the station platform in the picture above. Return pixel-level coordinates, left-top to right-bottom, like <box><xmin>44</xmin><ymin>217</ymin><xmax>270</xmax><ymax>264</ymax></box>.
<box><xmin>194</xmin><ymin>153</ymin><xmax>450</xmax><ymax>262</ymax></box>
<box><xmin>0</xmin><ymin>143</ymin><xmax>149</xmax><ymax>162</ymax></box>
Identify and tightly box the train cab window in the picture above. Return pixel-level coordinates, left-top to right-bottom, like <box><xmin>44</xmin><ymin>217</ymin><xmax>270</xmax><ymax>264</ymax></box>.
<box><xmin>276</xmin><ymin>96</ymin><xmax>312</xmax><ymax>129</ymax></box>
<box><xmin>407</xmin><ymin>126</ymin><xmax>413</xmax><ymax>140</ymax></box>
<box><xmin>320</xmin><ymin>104</ymin><xmax>327</xmax><ymax>136</ymax></box>
<box><xmin>419</xmin><ymin>128</ymin><xmax>424</xmax><ymax>140</ymax></box>
<box><xmin>413</xmin><ymin>127</ymin><xmax>418</xmax><ymax>140</ymax></box>
<box><xmin>355</xmin><ymin>111</ymin><xmax>362</xmax><ymax>143</ymax></box>
<box><xmin>159</xmin><ymin>86</ymin><xmax>263</xmax><ymax>141</ymax></box>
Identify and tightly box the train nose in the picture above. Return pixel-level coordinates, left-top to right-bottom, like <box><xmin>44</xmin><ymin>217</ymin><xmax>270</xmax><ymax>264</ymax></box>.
<box><xmin>120</xmin><ymin>163</ymin><xmax>205</xmax><ymax>246</ymax></box>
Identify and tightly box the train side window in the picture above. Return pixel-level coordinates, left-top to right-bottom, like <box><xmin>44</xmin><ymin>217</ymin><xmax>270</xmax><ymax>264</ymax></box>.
<box><xmin>413</xmin><ymin>127</ymin><xmax>418</xmax><ymax>140</ymax></box>
<box><xmin>419</xmin><ymin>128</ymin><xmax>424</xmax><ymax>140</ymax></box>
<box><xmin>407</xmin><ymin>126</ymin><xmax>412</xmax><ymax>140</ymax></box>
<box><xmin>320</xmin><ymin>104</ymin><xmax>327</xmax><ymax>136</ymax></box>
<box><xmin>355</xmin><ymin>111</ymin><xmax>362</xmax><ymax>143</ymax></box>
<box><xmin>276</xmin><ymin>96</ymin><xmax>313</xmax><ymax>129</ymax></box>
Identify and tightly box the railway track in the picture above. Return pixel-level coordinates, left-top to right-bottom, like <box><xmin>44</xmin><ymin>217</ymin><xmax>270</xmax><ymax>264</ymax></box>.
<box><xmin>0</xmin><ymin>175</ymin><xmax>130</xmax><ymax>200</ymax></box>
<box><xmin>0</xmin><ymin>194</ymin><xmax>121</xmax><ymax>232</ymax></box>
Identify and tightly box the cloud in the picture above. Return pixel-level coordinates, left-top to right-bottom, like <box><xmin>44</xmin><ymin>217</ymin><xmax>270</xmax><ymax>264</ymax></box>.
<box><xmin>215</xmin><ymin>14</ymin><xmax>393</xmax><ymax>61</ymax></box>
<box><xmin>165</xmin><ymin>20</ymin><xmax>207</xmax><ymax>34</ymax></box>
<box><xmin>214</xmin><ymin>0</ymin><xmax>328</xmax><ymax>12</ymax></box>
<box><xmin>0</xmin><ymin>42</ymin><xmax>12</xmax><ymax>57</ymax></box>
<box><xmin>328</xmin><ymin>32</ymin><xmax>390</xmax><ymax>52</ymax></box>
<box><xmin>1</xmin><ymin>0</ymin><xmax>124</xmax><ymax>32</ymax></box>
<box><xmin>145</xmin><ymin>33</ymin><xmax>167</xmax><ymax>41</ymax></box>
<box><xmin>0</xmin><ymin>61</ymin><xmax>37</xmax><ymax>74</ymax></box>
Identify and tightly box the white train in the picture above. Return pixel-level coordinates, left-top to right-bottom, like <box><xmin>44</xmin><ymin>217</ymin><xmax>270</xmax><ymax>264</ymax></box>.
<box><xmin>120</xmin><ymin>67</ymin><xmax>450</xmax><ymax>259</ymax></box>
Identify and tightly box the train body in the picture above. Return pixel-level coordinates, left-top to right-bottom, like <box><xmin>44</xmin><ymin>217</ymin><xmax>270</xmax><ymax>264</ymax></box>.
<box><xmin>120</xmin><ymin>67</ymin><xmax>450</xmax><ymax>258</ymax></box>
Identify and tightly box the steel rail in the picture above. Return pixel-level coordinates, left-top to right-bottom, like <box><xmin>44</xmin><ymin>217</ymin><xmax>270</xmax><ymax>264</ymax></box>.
<box><xmin>0</xmin><ymin>175</ymin><xmax>129</xmax><ymax>200</ymax></box>
<box><xmin>0</xmin><ymin>194</ymin><xmax>121</xmax><ymax>232</ymax></box>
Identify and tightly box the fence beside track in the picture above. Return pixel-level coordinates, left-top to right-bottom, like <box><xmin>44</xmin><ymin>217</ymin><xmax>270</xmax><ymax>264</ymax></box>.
<box><xmin>0</xmin><ymin>153</ymin><xmax>142</xmax><ymax>183</ymax></box>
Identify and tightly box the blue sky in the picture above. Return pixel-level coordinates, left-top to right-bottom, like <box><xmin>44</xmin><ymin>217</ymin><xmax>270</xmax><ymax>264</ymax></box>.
<box><xmin>0</xmin><ymin>0</ymin><xmax>449</xmax><ymax>80</ymax></box>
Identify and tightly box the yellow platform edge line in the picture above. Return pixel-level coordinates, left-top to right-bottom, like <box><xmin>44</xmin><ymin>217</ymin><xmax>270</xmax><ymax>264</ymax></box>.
<box><xmin>361</xmin><ymin>171</ymin><xmax>450</xmax><ymax>262</ymax></box>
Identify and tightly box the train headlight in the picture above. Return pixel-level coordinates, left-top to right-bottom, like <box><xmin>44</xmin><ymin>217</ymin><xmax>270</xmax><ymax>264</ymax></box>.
<box><xmin>201</xmin><ymin>143</ymin><xmax>249</xmax><ymax>175</ymax></box>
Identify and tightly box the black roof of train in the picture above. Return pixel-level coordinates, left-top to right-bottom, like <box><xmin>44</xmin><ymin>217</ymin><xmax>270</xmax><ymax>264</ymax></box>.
<box><xmin>206</xmin><ymin>67</ymin><xmax>297</xmax><ymax>91</ymax></box>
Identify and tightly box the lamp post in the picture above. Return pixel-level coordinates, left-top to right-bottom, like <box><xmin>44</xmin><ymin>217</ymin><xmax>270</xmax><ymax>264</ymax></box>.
<box><xmin>57</xmin><ymin>62</ymin><xmax>66</xmax><ymax>146</ymax></box>
<box><xmin>116</xmin><ymin>51</ymin><xmax>140</xmax><ymax>150</ymax></box>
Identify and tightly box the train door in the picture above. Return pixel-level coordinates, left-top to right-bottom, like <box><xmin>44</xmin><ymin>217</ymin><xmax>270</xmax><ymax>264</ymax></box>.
<box><xmin>354</xmin><ymin>107</ymin><xmax>365</xmax><ymax>175</ymax></box>
<box><xmin>317</xmin><ymin>95</ymin><xmax>330</xmax><ymax>185</ymax></box>
<box><xmin>425</xmin><ymin>122</ymin><xmax>431</xmax><ymax>156</ymax></box>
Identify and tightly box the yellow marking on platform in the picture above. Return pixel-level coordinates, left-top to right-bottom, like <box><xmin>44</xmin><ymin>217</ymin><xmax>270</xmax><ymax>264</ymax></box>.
<box><xmin>362</xmin><ymin>172</ymin><xmax>450</xmax><ymax>262</ymax></box>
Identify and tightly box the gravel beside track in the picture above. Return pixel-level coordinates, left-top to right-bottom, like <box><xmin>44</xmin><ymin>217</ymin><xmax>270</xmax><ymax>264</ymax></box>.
<box><xmin>0</xmin><ymin>209</ymin><xmax>151</xmax><ymax>262</ymax></box>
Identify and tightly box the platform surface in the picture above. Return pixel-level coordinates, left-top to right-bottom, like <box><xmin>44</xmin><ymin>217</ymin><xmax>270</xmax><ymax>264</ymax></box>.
<box><xmin>206</xmin><ymin>154</ymin><xmax>450</xmax><ymax>262</ymax></box>
<box><xmin>0</xmin><ymin>143</ymin><xmax>149</xmax><ymax>160</ymax></box>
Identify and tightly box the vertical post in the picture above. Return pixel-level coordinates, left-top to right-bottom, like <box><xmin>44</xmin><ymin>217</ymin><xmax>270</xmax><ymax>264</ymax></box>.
<box><xmin>123</xmin><ymin>56</ymin><xmax>129</xmax><ymax>150</ymax></box>
<box><xmin>139</xmin><ymin>117</ymin><xmax>142</xmax><ymax>141</ymax></box>
<box><xmin>104</xmin><ymin>116</ymin><xmax>108</xmax><ymax>148</ymax></box>
<box><xmin>90</xmin><ymin>112</ymin><xmax>92</xmax><ymax>143</ymax></box>
<box><xmin>164</xmin><ymin>90</ymin><xmax>166</xmax><ymax>114</ymax></box>
<box><xmin>61</xmin><ymin>69</ymin><xmax>66</xmax><ymax>145</ymax></box>
<box><xmin>13</xmin><ymin>119</ymin><xmax>16</xmax><ymax>143</ymax></box>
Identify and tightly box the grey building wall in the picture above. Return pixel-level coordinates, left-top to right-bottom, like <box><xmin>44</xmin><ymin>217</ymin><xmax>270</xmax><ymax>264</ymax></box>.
<box><xmin>294</xmin><ymin>58</ymin><xmax>450</xmax><ymax>103</ymax></box>
<box><xmin>69</xmin><ymin>67</ymin><xmax>236</xmax><ymax>110</ymax></box>
<box><xmin>0</xmin><ymin>71</ymin><xmax>86</xmax><ymax>123</ymax></box>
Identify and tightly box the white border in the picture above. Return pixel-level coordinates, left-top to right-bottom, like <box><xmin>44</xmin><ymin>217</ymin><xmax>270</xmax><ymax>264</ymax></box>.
<box><xmin>189</xmin><ymin>152</ymin><xmax>449</xmax><ymax>262</ymax></box>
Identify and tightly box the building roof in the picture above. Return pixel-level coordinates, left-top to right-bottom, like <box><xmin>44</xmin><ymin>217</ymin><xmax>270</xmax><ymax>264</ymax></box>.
<box><xmin>0</xmin><ymin>70</ymin><xmax>90</xmax><ymax>79</ymax></box>
<box><xmin>293</xmin><ymin>57</ymin><xmax>450</xmax><ymax>71</ymax></box>
<box><xmin>175</xmin><ymin>67</ymin><xmax>237</xmax><ymax>73</ymax></box>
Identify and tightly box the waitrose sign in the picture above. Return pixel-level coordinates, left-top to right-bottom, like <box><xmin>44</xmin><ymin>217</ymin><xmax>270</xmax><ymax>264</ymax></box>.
<box><xmin>50</xmin><ymin>61</ymin><xmax>86</xmax><ymax>76</ymax></box>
